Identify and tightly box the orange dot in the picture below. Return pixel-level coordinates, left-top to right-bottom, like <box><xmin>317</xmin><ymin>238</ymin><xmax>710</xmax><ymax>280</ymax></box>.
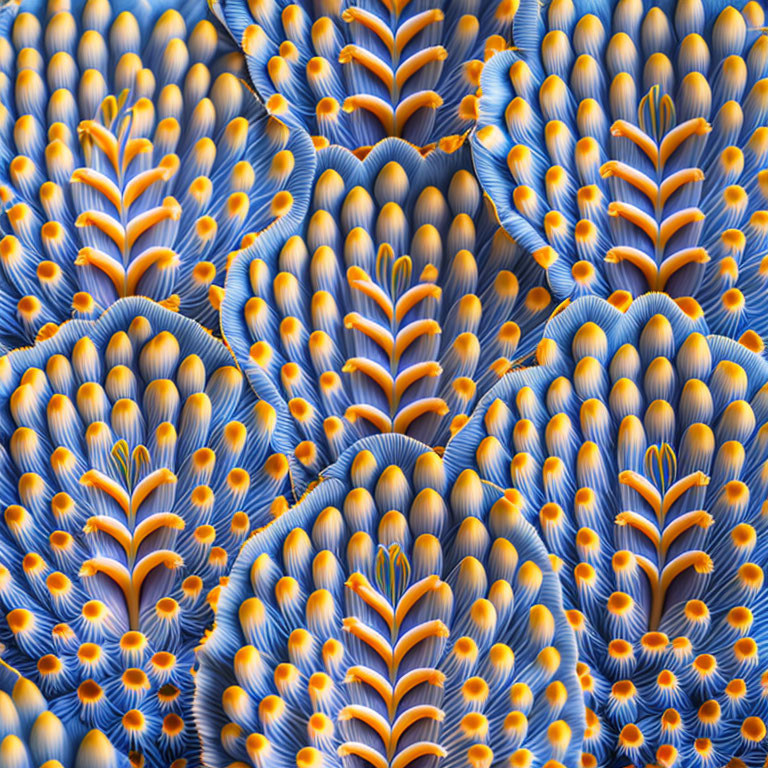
<box><xmin>726</xmin><ymin>678</ymin><xmax>747</xmax><ymax>699</ymax></box>
<box><xmin>608</xmin><ymin>639</ymin><xmax>633</xmax><ymax>659</ymax></box>
<box><xmin>742</xmin><ymin>716</ymin><xmax>766</xmax><ymax>742</ymax></box>
<box><xmin>122</xmin><ymin>668</ymin><xmax>150</xmax><ymax>690</ymax></box>
<box><xmin>722</xmin><ymin>287</ymin><xmax>745</xmax><ymax>310</ymax></box>
<box><xmin>607</xmin><ymin>592</ymin><xmax>633</xmax><ymax>614</ymax></box>
<box><xmin>193</xmin><ymin>261</ymin><xmax>216</xmax><ymax>283</ymax></box>
<box><xmin>37</xmin><ymin>655</ymin><xmax>62</xmax><ymax>675</ymax></box>
<box><xmin>462</xmin><ymin>676</ymin><xmax>489</xmax><ymax>700</ymax></box>
<box><xmin>308</xmin><ymin>712</ymin><xmax>330</xmax><ymax>734</ymax></box>
<box><xmin>158</xmin><ymin>683</ymin><xmax>181</xmax><ymax>703</ymax></box>
<box><xmin>611</xmin><ymin>680</ymin><xmax>636</xmax><ymax>700</ymax></box>
<box><xmin>571</xmin><ymin>219</ymin><xmax>597</xmax><ymax>240</ymax></box>
<box><xmin>739</xmin><ymin>562</ymin><xmax>764</xmax><ymax>589</ymax></box>
<box><xmin>574</xmin><ymin>488</ymin><xmax>594</xmax><ymax>506</ymax></box>
<box><xmin>156</xmin><ymin>597</ymin><xmax>179</xmax><ymax>618</ymax></box>
<box><xmin>194</xmin><ymin>524</ymin><xmax>216</xmax><ymax>544</ymax></box>
<box><xmin>734</xmin><ymin>637</ymin><xmax>757</xmax><ymax>661</ymax></box>
<box><xmin>641</xmin><ymin>632</ymin><xmax>669</xmax><ymax>651</ymax></box>
<box><xmin>163</xmin><ymin>713</ymin><xmax>184</xmax><ymax>736</ymax></box>
<box><xmin>571</xmin><ymin>260</ymin><xmax>594</xmax><ymax>281</ymax></box>
<box><xmin>574</xmin><ymin>562</ymin><xmax>595</xmax><ymax>584</ymax></box>
<box><xmin>182</xmin><ymin>575</ymin><xmax>203</xmax><ymax>598</ymax></box>
<box><xmin>151</xmin><ymin>652</ymin><xmax>176</xmax><ymax>671</ymax></box>
<box><xmin>657</xmin><ymin>670</ymin><xmax>676</xmax><ymax>689</ymax></box>
<box><xmin>7</xmin><ymin>609</ymin><xmax>33</xmax><ymax>633</ymax></box>
<box><xmin>52</xmin><ymin>623</ymin><xmax>75</xmax><ymax>641</ymax></box>
<box><xmin>566</xmin><ymin>609</ymin><xmax>585</xmax><ymax>630</ymax></box>
<box><xmin>21</xmin><ymin>553</ymin><xmax>44</xmax><ymax>573</ymax></box>
<box><xmin>295</xmin><ymin>441</ymin><xmax>316</xmax><ymax>466</ymax></box>
<box><xmin>541</xmin><ymin>502</ymin><xmax>563</xmax><ymax>522</ymax></box>
<box><xmin>190</xmin><ymin>485</ymin><xmax>213</xmax><ymax>506</ymax></box>
<box><xmin>584</xmin><ymin>707</ymin><xmax>600</xmax><ymax>738</ymax></box>
<box><xmin>227</xmin><ymin>467</ymin><xmax>249</xmax><ymax>490</ymax></box>
<box><xmin>82</xmin><ymin>601</ymin><xmax>106</xmax><ymax>620</ymax></box>
<box><xmin>209</xmin><ymin>546</ymin><xmax>227</xmax><ymax>567</ymax></box>
<box><xmin>72</xmin><ymin>292</ymin><xmax>95</xmax><ymax>313</ymax></box>
<box><xmin>698</xmin><ymin>699</ymin><xmax>721</xmax><ymax>724</ymax></box>
<box><xmin>684</xmin><ymin>600</ymin><xmax>709</xmax><ymax>621</ymax></box>
<box><xmin>77</xmin><ymin>679</ymin><xmax>103</xmax><ymax>703</ymax></box>
<box><xmin>120</xmin><ymin>632</ymin><xmax>146</xmax><ymax>651</ymax></box>
<box><xmin>739</xmin><ymin>329</ymin><xmax>764</xmax><ymax>353</ymax></box>
<box><xmin>264</xmin><ymin>453</ymin><xmax>289</xmax><ymax>478</ymax></box>
<box><xmin>526</xmin><ymin>285</ymin><xmax>551</xmax><ymax>311</ymax></box>
<box><xmin>661</xmin><ymin>708</ymin><xmax>681</xmax><ymax>730</ymax></box>
<box><xmin>122</xmin><ymin>709</ymin><xmax>145</xmax><ymax>730</ymax></box>
<box><xmin>318</xmin><ymin>371</ymin><xmax>339</xmax><ymax>390</ymax></box>
<box><xmin>694</xmin><ymin>738</ymin><xmax>712</xmax><ymax>757</ymax></box>
<box><xmin>37</xmin><ymin>260</ymin><xmax>60</xmax><ymax>280</ymax></box>
<box><xmin>732</xmin><ymin>523</ymin><xmax>756</xmax><ymax>548</ymax></box>
<box><xmin>230</xmin><ymin>511</ymin><xmax>249</xmax><ymax>535</ymax></box>
<box><xmin>467</xmin><ymin>744</ymin><xmax>493</xmax><ymax>768</ymax></box>
<box><xmin>192</xmin><ymin>448</ymin><xmax>215</xmax><ymax>469</ymax></box>
<box><xmin>17</xmin><ymin>295</ymin><xmax>41</xmax><ymax>317</ymax></box>
<box><xmin>77</xmin><ymin>643</ymin><xmax>101</xmax><ymax>664</ymax></box>
<box><xmin>316</xmin><ymin>97</ymin><xmax>339</xmax><ymax>117</ymax></box>
<box><xmin>619</xmin><ymin>723</ymin><xmax>643</xmax><ymax>748</ymax></box>
<box><xmin>693</xmin><ymin>654</ymin><xmax>716</xmax><ymax>675</ymax></box>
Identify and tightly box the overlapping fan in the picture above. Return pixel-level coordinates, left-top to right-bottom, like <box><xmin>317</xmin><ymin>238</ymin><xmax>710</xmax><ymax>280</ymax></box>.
<box><xmin>194</xmin><ymin>433</ymin><xmax>584</xmax><ymax>768</ymax></box>
<box><xmin>210</xmin><ymin>0</ymin><xmax>520</xmax><ymax>149</ymax></box>
<box><xmin>445</xmin><ymin>293</ymin><xmax>768</xmax><ymax>767</ymax></box>
<box><xmin>0</xmin><ymin>659</ymin><xmax>129</xmax><ymax>767</ymax></box>
<box><xmin>0</xmin><ymin>0</ymin><xmax>313</xmax><ymax>349</ymax></box>
<box><xmin>221</xmin><ymin>137</ymin><xmax>553</xmax><ymax>488</ymax></box>
<box><xmin>472</xmin><ymin>0</ymin><xmax>768</xmax><ymax>350</ymax></box>
<box><xmin>0</xmin><ymin>298</ymin><xmax>293</xmax><ymax>767</ymax></box>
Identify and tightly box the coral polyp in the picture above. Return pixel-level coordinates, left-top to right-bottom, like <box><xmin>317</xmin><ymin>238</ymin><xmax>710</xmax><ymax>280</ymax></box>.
<box><xmin>446</xmin><ymin>294</ymin><xmax>768</xmax><ymax>766</ymax></box>
<box><xmin>211</xmin><ymin>0</ymin><xmax>518</xmax><ymax>149</ymax></box>
<box><xmin>222</xmin><ymin>137</ymin><xmax>552</xmax><ymax>489</ymax></box>
<box><xmin>194</xmin><ymin>434</ymin><xmax>584</xmax><ymax>768</ymax></box>
<box><xmin>0</xmin><ymin>298</ymin><xmax>292</xmax><ymax>766</ymax></box>
<box><xmin>1</xmin><ymin>0</ymin><xmax>768</xmax><ymax>766</ymax></box>
<box><xmin>0</xmin><ymin>660</ymin><xmax>128</xmax><ymax>767</ymax></box>
<box><xmin>0</xmin><ymin>0</ymin><xmax>312</xmax><ymax>348</ymax></box>
<box><xmin>473</xmin><ymin>0</ymin><xmax>768</xmax><ymax>348</ymax></box>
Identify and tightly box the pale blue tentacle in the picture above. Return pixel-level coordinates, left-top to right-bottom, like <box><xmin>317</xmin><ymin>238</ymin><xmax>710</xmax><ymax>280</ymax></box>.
<box><xmin>221</xmin><ymin>137</ymin><xmax>552</xmax><ymax>490</ymax></box>
<box><xmin>0</xmin><ymin>296</ymin><xmax>293</xmax><ymax>767</ymax></box>
<box><xmin>445</xmin><ymin>292</ymin><xmax>768</xmax><ymax>767</ymax></box>
<box><xmin>194</xmin><ymin>432</ymin><xmax>584</xmax><ymax>768</ymax></box>
<box><xmin>0</xmin><ymin>0</ymin><xmax>313</xmax><ymax>349</ymax></box>
<box><xmin>473</xmin><ymin>0</ymin><xmax>768</xmax><ymax>352</ymax></box>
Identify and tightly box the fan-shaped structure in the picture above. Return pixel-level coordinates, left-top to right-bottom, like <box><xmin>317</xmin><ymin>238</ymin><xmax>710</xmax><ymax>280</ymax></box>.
<box><xmin>194</xmin><ymin>433</ymin><xmax>584</xmax><ymax>768</ymax></box>
<box><xmin>0</xmin><ymin>0</ymin><xmax>314</xmax><ymax>350</ymax></box>
<box><xmin>221</xmin><ymin>137</ymin><xmax>552</xmax><ymax>488</ymax></box>
<box><xmin>0</xmin><ymin>659</ymin><xmax>129</xmax><ymax>768</ymax></box>
<box><xmin>210</xmin><ymin>0</ymin><xmax>519</xmax><ymax>150</ymax></box>
<box><xmin>445</xmin><ymin>294</ymin><xmax>768</xmax><ymax>767</ymax></box>
<box><xmin>472</xmin><ymin>0</ymin><xmax>768</xmax><ymax>349</ymax></box>
<box><xmin>0</xmin><ymin>297</ymin><xmax>293</xmax><ymax>767</ymax></box>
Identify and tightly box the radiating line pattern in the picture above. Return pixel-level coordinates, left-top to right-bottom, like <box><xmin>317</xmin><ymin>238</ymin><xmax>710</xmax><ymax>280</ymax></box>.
<box><xmin>1</xmin><ymin>2</ymin><xmax>768</xmax><ymax>768</ymax></box>
<box><xmin>221</xmin><ymin>136</ymin><xmax>552</xmax><ymax>490</ymax></box>
<box><xmin>194</xmin><ymin>433</ymin><xmax>584</xmax><ymax>768</ymax></box>
<box><xmin>210</xmin><ymin>0</ymin><xmax>519</xmax><ymax>149</ymax></box>
<box><xmin>0</xmin><ymin>297</ymin><xmax>293</xmax><ymax>767</ymax></box>
<box><xmin>472</xmin><ymin>0</ymin><xmax>768</xmax><ymax>351</ymax></box>
<box><xmin>0</xmin><ymin>658</ymin><xmax>128</xmax><ymax>767</ymax></box>
<box><xmin>445</xmin><ymin>293</ymin><xmax>768</xmax><ymax>767</ymax></box>
<box><xmin>0</xmin><ymin>0</ymin><xmax>314</xmax><ymax>349</ymax></box>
